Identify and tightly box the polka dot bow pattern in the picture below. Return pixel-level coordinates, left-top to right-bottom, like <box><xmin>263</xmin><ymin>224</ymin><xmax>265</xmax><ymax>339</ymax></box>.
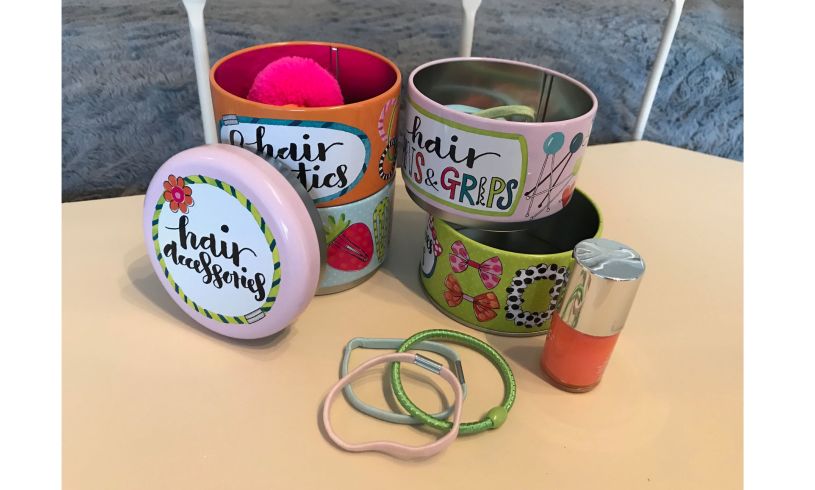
<box><xmin>443</xmin><ymin>274</ymin><xmax>500</xmax><ymax>322</ymax></box>
<box><xmin>448</xmin><ymin>241</ymin><xmax>503</xmax><ymax>290</ymax></box>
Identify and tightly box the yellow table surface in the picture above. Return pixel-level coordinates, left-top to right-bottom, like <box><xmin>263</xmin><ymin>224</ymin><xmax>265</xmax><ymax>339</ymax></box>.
<box><xmin>63</xmin><ymin>141</ymin><xmax>743</xmax><ymax>489</ymax></box>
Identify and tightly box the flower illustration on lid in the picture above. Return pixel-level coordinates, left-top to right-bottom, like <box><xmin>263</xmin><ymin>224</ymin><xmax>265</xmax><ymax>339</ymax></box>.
<box><xmin>163</xmin><ymin>175</ymin><xmax>194</xmax><ymax>213</ymax></box>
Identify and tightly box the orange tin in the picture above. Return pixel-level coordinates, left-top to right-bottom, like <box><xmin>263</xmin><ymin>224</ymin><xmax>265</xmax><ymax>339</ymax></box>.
<box><xmin>210</xmin><ymin>41</ymin><xmax>401</xmax><ymax>207</ymax></box>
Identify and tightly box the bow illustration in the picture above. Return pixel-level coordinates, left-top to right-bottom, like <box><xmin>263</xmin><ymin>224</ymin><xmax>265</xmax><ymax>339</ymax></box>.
<box><xmin>449</xmin><ymin>241</ymin><xmax>503</xmax><ymax>289</ymax></box>
<box><xmin>443</xmin><ymin>274</ymin><xmax>500</xmax><ymax>322</ymax></box>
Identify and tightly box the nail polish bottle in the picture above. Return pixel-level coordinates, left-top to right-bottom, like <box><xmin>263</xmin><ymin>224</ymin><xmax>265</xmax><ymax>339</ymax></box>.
<box><xmin>540</xmin><ymin>238</ymin><xmax>646</xmax><ymax>392</ymax></box>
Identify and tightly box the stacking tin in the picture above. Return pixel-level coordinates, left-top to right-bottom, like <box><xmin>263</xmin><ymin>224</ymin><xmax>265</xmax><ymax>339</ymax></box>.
<box><xmin>211</xmin><ymin>41</ymin><xmax>401</xmax><ymax>208</ymax></box>
<box><xmin>208</xmin><ymin>41</ymin><xmax>400</xmax><ymax>295</ymax></box>
<box><xmin>419</xmin><ymin>188</ymin><xmax>602</xmax><ymax>336</ymax></box>
<box><xmin>402</xmin><ymin>57</ymin><xmax>597</xmax><ymax>230</ymax></box>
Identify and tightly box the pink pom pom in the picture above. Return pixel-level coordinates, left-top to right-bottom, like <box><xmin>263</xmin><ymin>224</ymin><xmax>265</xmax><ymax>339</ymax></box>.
<box><xmin>246</xmin><ymin>56</ymin><xmax>344</xmax><ymax>107</ymax></box>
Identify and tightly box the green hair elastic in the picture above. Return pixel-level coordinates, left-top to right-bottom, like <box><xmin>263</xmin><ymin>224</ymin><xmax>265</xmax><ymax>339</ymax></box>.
<box><xmin>340</xmin><ymin>337</ymin><xmax>468</xmax><ymax>425</ymax></box>
<box><xmin>446</xmin><ymin>103</ymin><xmax>537</xmax><ymax>122</ymax></box>
<box><xmin>390</xmin><ymin>329</ymin><xmax>516</xmax><ymax>435</ymax></box>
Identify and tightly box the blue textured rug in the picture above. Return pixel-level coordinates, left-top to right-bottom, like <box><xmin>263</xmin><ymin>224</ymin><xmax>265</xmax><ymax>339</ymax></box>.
<box><xmin>62</xmin><ymin>0</ymin><xmax>743</xmax><ymax>201</ymax></box>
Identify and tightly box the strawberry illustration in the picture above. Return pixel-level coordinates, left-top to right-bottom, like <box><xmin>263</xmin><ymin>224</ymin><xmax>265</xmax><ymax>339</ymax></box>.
<box><xmin>324</xmin><ymin>214</ymin><xmax>373</xmax><ymax>271</ymax></box>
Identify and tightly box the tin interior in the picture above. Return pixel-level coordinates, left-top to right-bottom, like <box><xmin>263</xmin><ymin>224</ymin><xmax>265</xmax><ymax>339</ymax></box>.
<box><xmin>456</xmin><ymin>190</ymin><xmax>600</xmax><ymax>254</ymax></box>
<box><xmin>213</xmin><ymin>43</ymin><xmax>398</xmax><ymax>105</ymax></box>
<box><xmin>413</xmin><ymin>59</ymin><xmax>594</xmax><ymax>123</ymax></box>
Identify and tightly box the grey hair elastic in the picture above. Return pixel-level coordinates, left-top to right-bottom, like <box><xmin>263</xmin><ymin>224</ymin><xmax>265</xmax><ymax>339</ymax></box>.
<box><xmin>340</xmin><ymin>337</ymin><xmax>467</xmax><ymax>425</ymax></box>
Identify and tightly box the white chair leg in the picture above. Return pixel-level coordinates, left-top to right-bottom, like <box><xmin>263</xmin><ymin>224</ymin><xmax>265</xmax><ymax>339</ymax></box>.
<box><xmin>633</xmin><ymin>0</ymin><xmax>685</xmax><ymax>141</ymax></box>
<box><xmin>459</xmin><ymin>0</ymin><xmax>482</xmax><ymax>57</ymax></box>
<box><xmin>183</xmin><ymin>0</ymin><xmax>218</xmax><ymax>145</ymax></box>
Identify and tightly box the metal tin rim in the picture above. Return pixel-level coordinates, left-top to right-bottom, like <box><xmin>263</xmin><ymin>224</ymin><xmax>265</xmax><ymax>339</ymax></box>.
<box><xmin>211</xmin><ymin>40</ymin><xmax>402</xmax><ymax>113</ymax></box>
<box><xmin>408</xmin><ymin>56</ymin><xmax>598</xmax><ymax>129</ymax></box>
<box><xmin>429</xmin><ymin>187</ymin><xmax>604</xmax><ymax>257</ymax></box>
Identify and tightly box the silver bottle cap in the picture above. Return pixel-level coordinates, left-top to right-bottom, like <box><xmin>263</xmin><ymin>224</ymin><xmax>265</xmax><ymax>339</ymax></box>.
<box><xmin>557</xmin><ymin>238</ymin><xmax>646</xmax><ymax>337</ymax></box>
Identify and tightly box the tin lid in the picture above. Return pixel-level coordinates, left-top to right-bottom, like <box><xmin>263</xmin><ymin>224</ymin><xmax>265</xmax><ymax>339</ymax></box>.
<box><xmin>142</xmin><ymin>144</ymin><xmax>325</xmax><ymax>339</ymax></box>
<box><xmin>557</xmin><ymin>238</ymin><xmax>646</xmax><ymax>337</ymax></box>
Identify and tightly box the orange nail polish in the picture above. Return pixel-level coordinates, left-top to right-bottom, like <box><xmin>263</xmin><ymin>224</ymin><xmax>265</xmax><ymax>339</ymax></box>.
<box><xmin>540</xmin><ymin>238</ymin><xmax>645</xmax><ymax>393</ymax></box>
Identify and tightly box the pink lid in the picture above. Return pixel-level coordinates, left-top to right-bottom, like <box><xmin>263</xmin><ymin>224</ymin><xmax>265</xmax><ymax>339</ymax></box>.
<box><xmin>142</xmin><ymin>144</ymin><xmax>323</xmax><ymax>339</ymax></box>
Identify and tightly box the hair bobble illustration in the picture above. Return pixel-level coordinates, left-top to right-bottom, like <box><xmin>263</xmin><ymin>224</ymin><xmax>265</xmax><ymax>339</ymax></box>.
<box><xmin>449</xmin><ymin>241</ymin><xmax>503</xmax><ymax>289</ymax></box>
<box><xmin>443</xmin><ymin>274</ymin><xmax>500</xmax><ymax>322</ymax></box>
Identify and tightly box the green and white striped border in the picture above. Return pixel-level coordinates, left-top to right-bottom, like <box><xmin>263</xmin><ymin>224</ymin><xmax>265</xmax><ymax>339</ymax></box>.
<box><xmin>151</xmin><ymin>175</ymin><xmax>282</xmax><ymax>324</ymax></box>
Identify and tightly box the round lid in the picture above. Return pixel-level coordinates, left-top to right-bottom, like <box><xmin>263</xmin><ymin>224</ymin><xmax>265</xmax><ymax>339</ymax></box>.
<box><xmin>142</xmin><ymin>144</ymin><xmax>325</xmax><ymax>339</ymax></box>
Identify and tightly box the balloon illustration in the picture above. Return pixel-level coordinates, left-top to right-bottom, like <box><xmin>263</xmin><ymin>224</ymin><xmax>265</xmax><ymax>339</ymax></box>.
<box><xmin>569</xmin><ymin>133</ymin><xmax>584</xmax><ymax>154</ymax></box>
<box><xmin>543</xmin><ymin>132</ymin><xmax>565</xmax><ymax>155</ymax></box>
<box><xmin>526</xmin><ymin>132</ymin><xmax>586</xmax><ymax>219</ymax></box>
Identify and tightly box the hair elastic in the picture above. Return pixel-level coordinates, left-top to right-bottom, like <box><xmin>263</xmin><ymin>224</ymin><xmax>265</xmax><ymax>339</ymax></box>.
<box><xmin>447</xmin><ymin>103</ymin><xmax>537</xmax><ymax>122</ymax></box>
<box><xmin>322</xmin><ymin>352</ymin><xmax>464</xmax><ymax>459</ymax></box>
<box><xmin>391</xmin><ymin>329</ymin><xmax>516</xmax><ymax>435</ymax></box>
<box><xmin>340</xmin><ymin>337</ymin><xmax>467</xmax><ymax>425</ymax></box>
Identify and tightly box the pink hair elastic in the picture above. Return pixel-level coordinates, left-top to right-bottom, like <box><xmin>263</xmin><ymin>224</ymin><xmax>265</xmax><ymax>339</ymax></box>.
<box><xmin>322</xmin><ymin>352</ymin><xmax>464</xmax><ymax>459</ymax></box>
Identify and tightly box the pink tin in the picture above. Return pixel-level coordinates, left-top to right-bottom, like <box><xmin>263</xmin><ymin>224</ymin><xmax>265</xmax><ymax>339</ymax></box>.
<box><xmin>401</xmin><ymin>57</ymin><xmax>598</xmax><ymax>230</ymax></box>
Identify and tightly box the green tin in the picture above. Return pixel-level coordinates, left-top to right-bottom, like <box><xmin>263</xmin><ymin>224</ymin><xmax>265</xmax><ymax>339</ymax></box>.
<box><xmin>419</xmin><ymin>189</ymin><xmax>602</xmax><ymax>336</ymax></box>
